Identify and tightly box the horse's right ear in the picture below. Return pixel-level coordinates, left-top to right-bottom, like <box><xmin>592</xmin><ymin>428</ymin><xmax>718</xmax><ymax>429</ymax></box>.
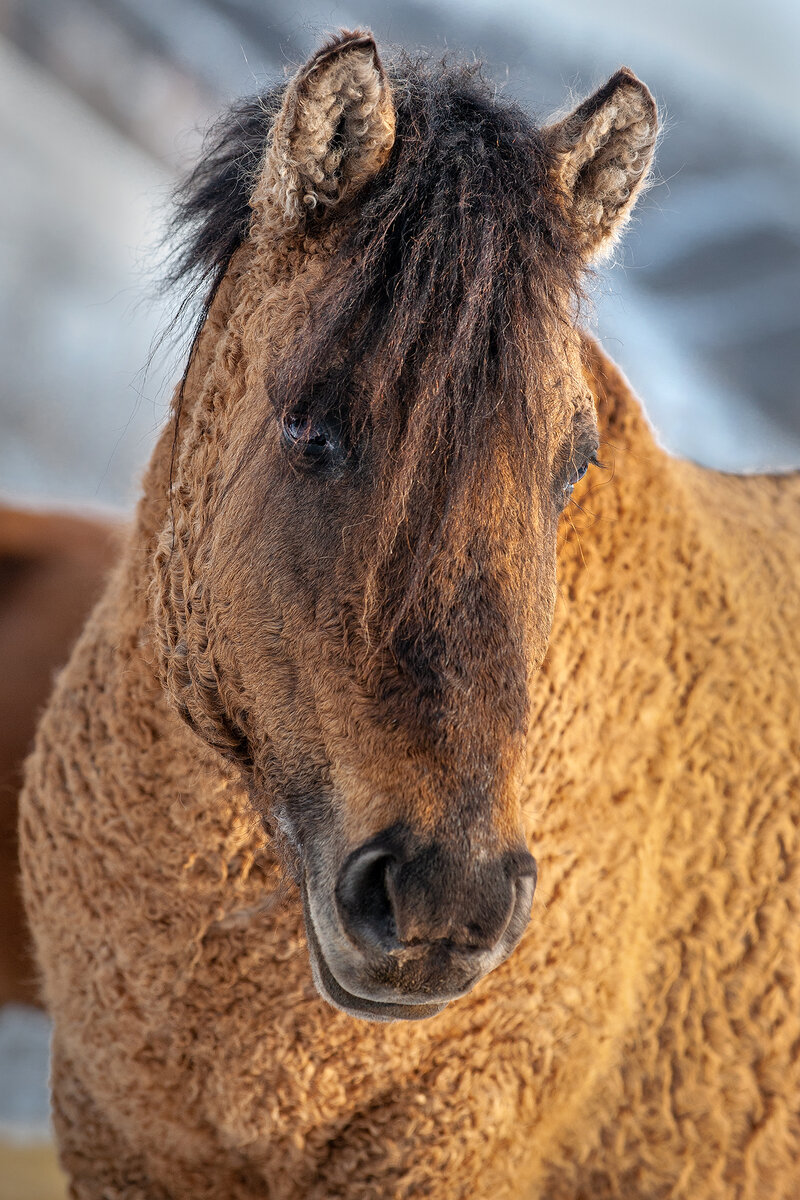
<box><xmin>251</xmin><ymin>30</ymin><xmax>396</xmax><ymax>237</ymax></box>
<box><xmin>544</xmin><ymin>68</ymin><xmax>657</xmax><ymax>261</ymax></box>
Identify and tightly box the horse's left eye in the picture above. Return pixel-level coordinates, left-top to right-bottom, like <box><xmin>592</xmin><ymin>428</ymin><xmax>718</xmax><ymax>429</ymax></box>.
<box><xmin>560</xmin><ymin>454</ymin><xmax>596</xmax><ymax>504</ymax></box>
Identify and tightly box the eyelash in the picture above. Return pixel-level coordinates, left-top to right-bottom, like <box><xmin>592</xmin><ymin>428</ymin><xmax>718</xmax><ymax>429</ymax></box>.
<box><xmin>568</xmin><ymin>452</ymin><xmax>599</xmax><ymax>483</ymax></box>
<box><xmin>562</xmin><ymin>452</ymin><xmax>600</xmax><ymax>501</ymax></box>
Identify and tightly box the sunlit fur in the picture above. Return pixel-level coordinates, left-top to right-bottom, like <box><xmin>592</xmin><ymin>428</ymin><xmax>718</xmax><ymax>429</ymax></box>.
<box><xmin>20</xmin><ymin>31</ymin><xmax>799</xmax><ymax>1200</ymax></box>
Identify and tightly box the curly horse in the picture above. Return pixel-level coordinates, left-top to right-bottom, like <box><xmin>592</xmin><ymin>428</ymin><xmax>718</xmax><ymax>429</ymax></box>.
<box><xmin>20</xmin><ymin>31</ymin><xmax>800</xmax><ymax>1199</ymax></box>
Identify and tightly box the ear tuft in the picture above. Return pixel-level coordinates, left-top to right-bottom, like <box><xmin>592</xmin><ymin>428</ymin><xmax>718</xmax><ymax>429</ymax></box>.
<box><xmin>546</xmin><ymin>68</ymin><xmax>658</xmax><ymax>260</ymax></box>
<box><xmin>252</xmin><ymin>30</ymin><xmax>396</xmax><ymax>237</ymax></box>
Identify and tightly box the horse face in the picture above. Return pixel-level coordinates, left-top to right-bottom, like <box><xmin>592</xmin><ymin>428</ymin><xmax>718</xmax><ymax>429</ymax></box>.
<box><xmin>225</xmin><ymin>386</ymin><xmax>587</xmax><ymax>1020</ymax></box>
<box><xmin>157</xmin><ymin>33</ymin><xmax>655</xmax><ymax>1019</ymax></box>
<box><xmin>221</xmin><ymin>340</ymin><xmax>590</xmax><ymax>1023</ymax></box>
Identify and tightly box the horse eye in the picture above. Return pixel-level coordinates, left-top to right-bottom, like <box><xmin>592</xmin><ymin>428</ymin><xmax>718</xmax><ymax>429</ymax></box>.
<box><xmin>281</xmin><ymin>415</ymin><xmax>334</xmax><ymax>463</ymax></box>
<box><xmin>561</xmin><ymin>453</ymin><xmax>597</xmax><ymax>504</ymax></box>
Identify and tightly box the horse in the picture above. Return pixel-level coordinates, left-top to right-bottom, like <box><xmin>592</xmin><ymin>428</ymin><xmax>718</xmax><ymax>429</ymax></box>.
<box><xmin>0</xmin><ymin>504</ymin><xmax>116</xmax><ymax>1005</ymax></box>
<box><xmin>19</xmin><ymin>30</ymin><xmax>800</xmax><ymax>1199</ymax></box>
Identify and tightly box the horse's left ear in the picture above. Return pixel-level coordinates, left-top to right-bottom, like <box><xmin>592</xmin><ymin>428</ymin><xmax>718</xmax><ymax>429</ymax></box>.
<box><xmin>544</xmin><ymin>69</ymin><xmax>657</xmax><ymax>261</ymax></box>
<box><xmin>251</xmin><ymin>30</ymin><xmax>396</xmax><ymax>236</ymax></box>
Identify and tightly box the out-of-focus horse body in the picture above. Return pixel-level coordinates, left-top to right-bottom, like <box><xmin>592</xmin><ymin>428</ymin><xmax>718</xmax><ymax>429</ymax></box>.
<box><xmin>0</xmin><ymin>505</ymin><xmax>115</xmax><ymax>1004</ymax></box>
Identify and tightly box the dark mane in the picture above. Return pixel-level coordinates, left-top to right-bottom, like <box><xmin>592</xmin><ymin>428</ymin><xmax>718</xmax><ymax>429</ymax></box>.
<box><xmin>163</xmin><ymin>87</ymin><xmax>283</xmax><ymax>343</ymax></box>
<box><xmin>166</xmin><ymin>56</ymin><xmax>586</xmax><ymax>636</ymax></box>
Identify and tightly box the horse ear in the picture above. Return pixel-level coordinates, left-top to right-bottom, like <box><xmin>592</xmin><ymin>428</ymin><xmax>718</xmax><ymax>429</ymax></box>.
<box><xmin>251</xmin><ymin>30</ymin><xmax>396</xmax><ymax>236</ymax></box>
<box><xmin>544</xmin><ymin>68</ymin><xmax>657</xmax><ymax>261</ymax></box>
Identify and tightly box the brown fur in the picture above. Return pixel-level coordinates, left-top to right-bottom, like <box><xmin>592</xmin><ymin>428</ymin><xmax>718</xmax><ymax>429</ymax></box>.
<box><xmin>19</xmin><ymin>31</ymin><xmax>800</xmax><ymax>1199</ymax></box>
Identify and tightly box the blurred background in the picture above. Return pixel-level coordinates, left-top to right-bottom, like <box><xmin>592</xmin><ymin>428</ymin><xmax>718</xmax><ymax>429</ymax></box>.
<box><xmin>0</xmin><ymin>0</ymin><xmax>798</xmax><ymax>1194</ymax></box>
<box><xmin>2</xmin><ymin>0</ymin><xmax>800</xmax><ymax>516</ymax></box>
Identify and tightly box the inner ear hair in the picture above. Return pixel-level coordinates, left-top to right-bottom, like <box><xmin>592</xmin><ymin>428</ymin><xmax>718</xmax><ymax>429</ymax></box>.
<box><xmin>546</xmin><ymin>68</ymin><xmax>658</xmax><ymax>260</ymax></box>
<box><xmin>252</xmin><ymin>29</ymin><xmax>396</xmax><ymax>237</ymax></box>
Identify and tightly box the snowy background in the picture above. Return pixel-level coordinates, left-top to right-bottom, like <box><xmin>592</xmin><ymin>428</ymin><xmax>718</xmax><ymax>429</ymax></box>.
<box><xmin>0</xmin><ymin>0</ymin><xmax>798</xmax><ymax>1192</ymax></box>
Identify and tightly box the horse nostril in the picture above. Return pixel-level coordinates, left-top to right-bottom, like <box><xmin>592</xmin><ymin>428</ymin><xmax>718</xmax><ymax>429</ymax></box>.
<box><xmin>336</xmin><ymin>845</ymin><xmax>399</xmax><ymax>953</ymax></box>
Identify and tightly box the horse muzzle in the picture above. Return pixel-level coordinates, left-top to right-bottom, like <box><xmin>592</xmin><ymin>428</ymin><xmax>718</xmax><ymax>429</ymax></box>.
<box><xmin>301</xmin><ymin>825</ymin><xmax>537</xmax><ymax>1022</ymax></box>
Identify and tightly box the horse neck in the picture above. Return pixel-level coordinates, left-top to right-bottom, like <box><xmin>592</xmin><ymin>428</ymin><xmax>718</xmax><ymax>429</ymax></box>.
<box><xmin>580</xmin><ymin>334</ymin><xmax>666</xmax><ymax>508</ymax></box>
<box><xmin>571</xmin><ymin>335</ymin><xmax>774</xmax><ymax>585</ymax></box>
<box><xmin>79</xmin><ymin>268</ymin><xmax>246</xmax><ymax>803</ymax></box>
<box><xmin>536</xmin><ymin>336</ymin><xmax>689</xmax><ymax>754</ymax></box>
<box><xmin>568</xmin><ymin>333</ymin><xmax>682</xmax><ymax>559</ymax></box>
<box><xmin>117</xmin><ymin>259</ymin><xmax>245</xmax><ymax>636</ymax></box>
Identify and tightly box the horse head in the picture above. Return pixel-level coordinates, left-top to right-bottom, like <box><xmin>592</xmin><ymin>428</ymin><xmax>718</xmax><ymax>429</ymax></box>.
<box><xmin>153</xmin><ymin>31</ymin><xmax>657</xmax><ymax>1020</ymax></box>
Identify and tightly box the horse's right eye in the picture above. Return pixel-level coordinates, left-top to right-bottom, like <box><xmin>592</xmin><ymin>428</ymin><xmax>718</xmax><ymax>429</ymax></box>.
<box><xmin>281</xmin><ymin>414</ymin><xmax>337</xmax><ymax>467</ymax></box>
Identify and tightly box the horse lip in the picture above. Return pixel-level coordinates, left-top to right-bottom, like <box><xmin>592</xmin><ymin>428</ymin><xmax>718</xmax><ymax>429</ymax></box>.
<box><xmin>300</xmin><ymin>877</ymin><xmax>448</xmax><ymax>1023</ymax></box>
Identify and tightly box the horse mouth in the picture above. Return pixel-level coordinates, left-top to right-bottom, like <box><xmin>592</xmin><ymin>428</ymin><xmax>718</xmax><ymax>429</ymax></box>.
<box><xmin>300</xmin><ymin>878</ymin><xmax>448</xmax><ymax>1023</ymax></box>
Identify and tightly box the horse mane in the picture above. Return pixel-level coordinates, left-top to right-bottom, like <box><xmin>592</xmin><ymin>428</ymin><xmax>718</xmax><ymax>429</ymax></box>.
<box><xmin>163</xmin><ymin>88</ymin><xmax>283</xmax><ymax>334</ymax></box>
<box><xmin>164</xmin><ymin>57</ymin><xmax>587</xmax><ymax>638</ymax></box>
